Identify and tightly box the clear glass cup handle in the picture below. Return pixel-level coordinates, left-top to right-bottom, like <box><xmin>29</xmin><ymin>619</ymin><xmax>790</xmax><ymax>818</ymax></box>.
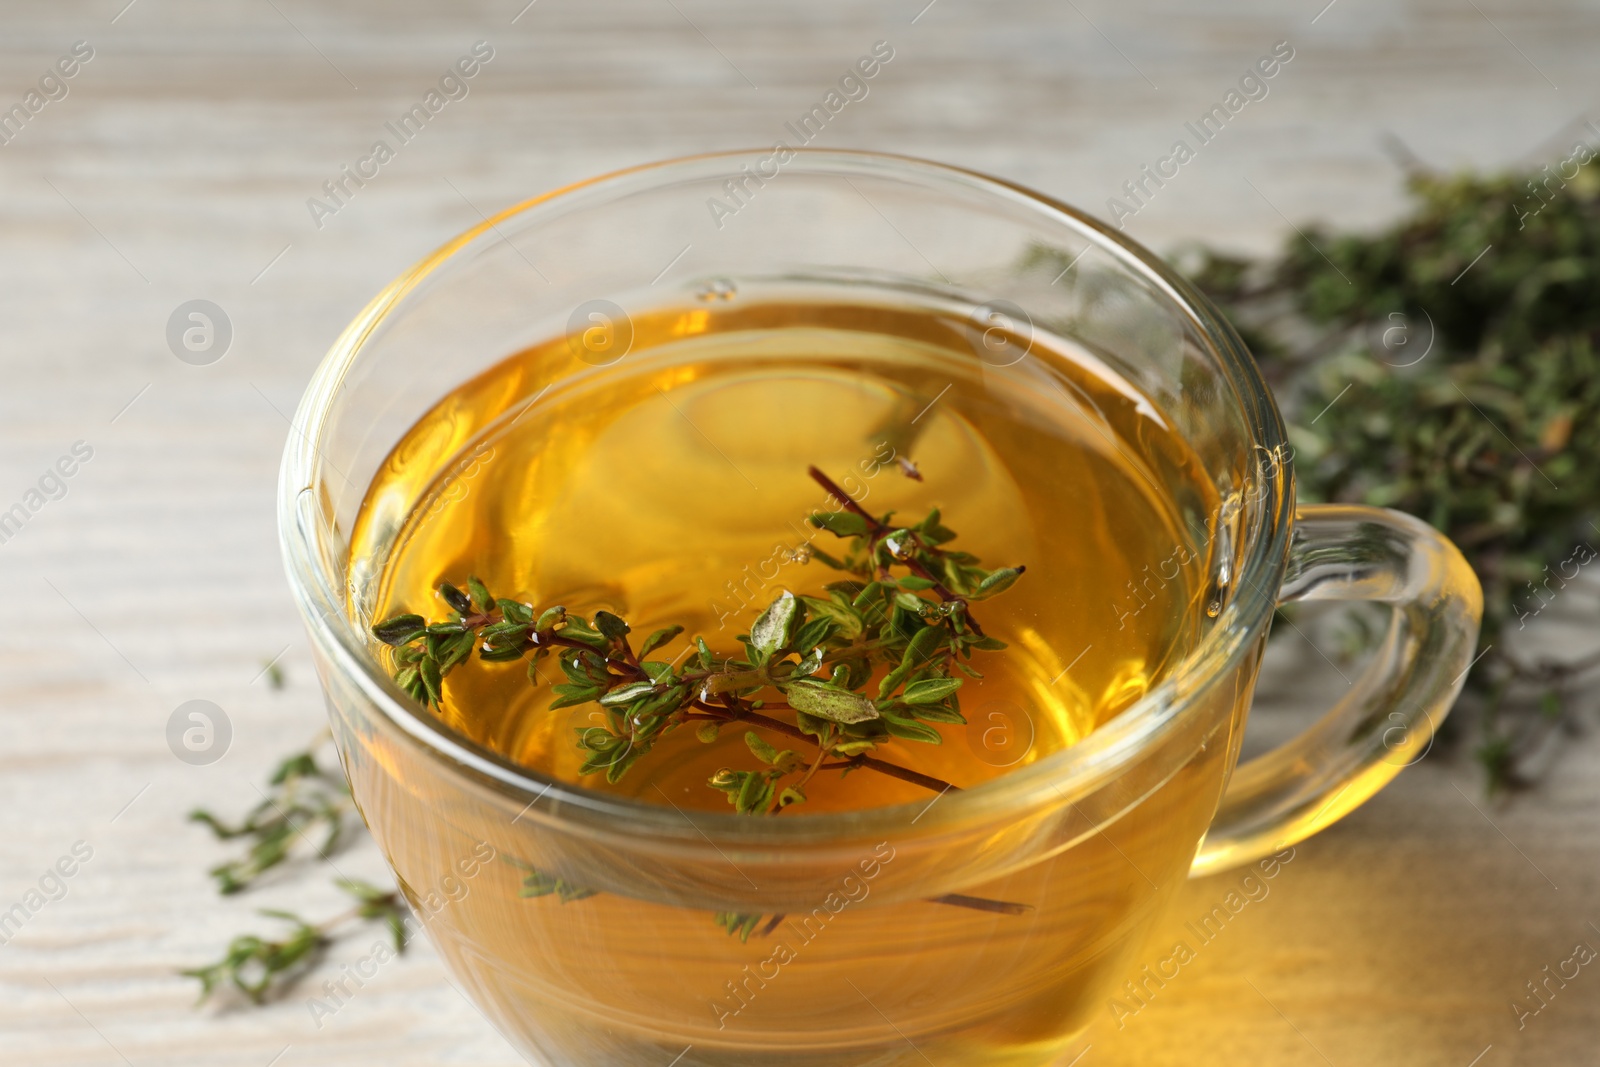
<box><xmin>1191</xmin><ymin>503</ymin><xmax>1484</xmax><ymax>876</ymax></box>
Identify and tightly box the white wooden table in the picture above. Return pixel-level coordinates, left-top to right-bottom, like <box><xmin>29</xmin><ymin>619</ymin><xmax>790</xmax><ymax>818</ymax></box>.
<box><xmin>1</xmin><ymin>1</ymin><xmax>1596</xmax><ymax>1064</ymax></box>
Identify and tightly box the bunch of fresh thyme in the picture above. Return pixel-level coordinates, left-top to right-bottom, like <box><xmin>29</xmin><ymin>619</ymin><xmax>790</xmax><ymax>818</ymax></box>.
<box><xmin>1185</xmin><ymin>161</ymin><xmax>1600</xmax><ymax>790</ymax></box>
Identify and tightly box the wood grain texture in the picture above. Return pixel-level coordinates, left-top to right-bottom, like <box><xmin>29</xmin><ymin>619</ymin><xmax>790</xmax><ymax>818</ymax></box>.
<box><xmin>0</xmin><ymin>1</ymin><xmax>1596</xmax><ymax>1064</ymax></box>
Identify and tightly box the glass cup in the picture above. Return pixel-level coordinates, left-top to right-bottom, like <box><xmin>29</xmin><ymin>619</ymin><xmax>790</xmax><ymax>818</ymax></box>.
<box><xmin>279</xmin><ymin>150</ymin><xmax>1482</xmax><ymax>1066</ymax></box>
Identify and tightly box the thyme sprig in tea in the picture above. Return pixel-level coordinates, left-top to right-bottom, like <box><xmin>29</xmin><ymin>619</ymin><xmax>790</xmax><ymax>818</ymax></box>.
<box><xmin>373</xmin><ymin>466</ymin><xmax>1027</xmax><ymax>812</ymax></box>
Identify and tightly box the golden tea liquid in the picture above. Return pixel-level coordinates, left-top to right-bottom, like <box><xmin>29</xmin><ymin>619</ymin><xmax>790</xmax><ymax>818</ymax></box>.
<box><xmin>344</xmin><ymin>293</ymin><xmax>1240</xmax><ymax>1065</ymax></box>
<box><xmin>353</xmin><ymin>298</ymin><xmax>1217</xmax><ymax>806</ymax></box>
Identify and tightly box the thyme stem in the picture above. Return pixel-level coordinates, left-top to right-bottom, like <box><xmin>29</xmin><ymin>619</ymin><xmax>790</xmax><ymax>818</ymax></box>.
<box><xmin>805</xmin><ymin>464</ymin><xmax>988</xmax><ymax>637</ymax></box>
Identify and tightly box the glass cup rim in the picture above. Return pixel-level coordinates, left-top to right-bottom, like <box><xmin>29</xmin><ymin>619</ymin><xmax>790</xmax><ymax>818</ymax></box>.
<box><xmin>278</xmin><ymin>148</ymin><xmax>1293</xmax><ymax>844</ymax></box>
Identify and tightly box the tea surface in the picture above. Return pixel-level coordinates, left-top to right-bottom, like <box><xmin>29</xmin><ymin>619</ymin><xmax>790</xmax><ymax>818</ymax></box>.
<box><xmin>350</xmin><ymin>296</ymin><xmax>1219</xmax><ymax>811</ymax></box>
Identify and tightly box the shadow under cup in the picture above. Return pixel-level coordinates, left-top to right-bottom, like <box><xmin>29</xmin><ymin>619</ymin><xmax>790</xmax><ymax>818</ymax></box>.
<box><xmin>278</xmin><ymin>152</ymin><xmax>1461</xmax><ymax>1066</ymax></box>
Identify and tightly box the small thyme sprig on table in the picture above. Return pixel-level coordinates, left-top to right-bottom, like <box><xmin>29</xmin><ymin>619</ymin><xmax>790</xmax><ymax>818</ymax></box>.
<box><xmin>371</xmin><ymin>466</ymin><xmax>1026</xmax><ymax>814</ymax></box>
<box><xmin>188</xmin><ymin>743</ymin><xmax>355</xmax><ymax>894</ymax></box>
<box><xmin>183</xmin><ymin>878</ymin><xmax>406</xmax><ymax>1005</ymax></box>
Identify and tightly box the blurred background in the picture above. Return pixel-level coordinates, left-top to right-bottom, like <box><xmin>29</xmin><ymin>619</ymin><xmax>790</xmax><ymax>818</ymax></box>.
<box><xmin>2</xmin><ymin>1</ymin><xmax>1597</xmax><ymax>1064</ymax></box>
